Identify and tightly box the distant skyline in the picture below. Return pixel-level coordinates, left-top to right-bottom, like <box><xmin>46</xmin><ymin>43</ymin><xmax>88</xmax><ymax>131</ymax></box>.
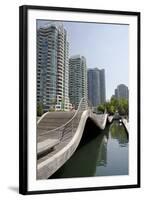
<box><xmin>37</xmin><ymin>20</ymin><xmax>129</xmax><ymax>100</ymax></box>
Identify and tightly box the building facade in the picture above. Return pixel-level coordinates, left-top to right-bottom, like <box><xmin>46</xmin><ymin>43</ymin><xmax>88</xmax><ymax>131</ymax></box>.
<box><xmin>37</xmin><ymin>23</ymin><xmax>70</xmax><ymax>112</ymax></box>
<box><xmin>114</xmin><ymin>84</ymin><xmax>129</xmax><ymax>99</ymax></box>
<box><xmin>69</xmin><ymin>55</ymin><xmax>87</xmax><ymax>109</ymax></box>
<box><xmin>88</xmin><ymin>68</ymin><xmax>106</xmax><ymax>107</ymax></box>
<box><xmin>100</xmin><ymin>69</ymin><xmax>106</xmax><ymax>103</ymax></box>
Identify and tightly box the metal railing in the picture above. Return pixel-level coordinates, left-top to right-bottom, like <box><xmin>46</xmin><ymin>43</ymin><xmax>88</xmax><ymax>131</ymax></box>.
<box><xmin>40</xmin><ymin>97</ymin><xmax>92</xmax><ymax>142</ymax></box>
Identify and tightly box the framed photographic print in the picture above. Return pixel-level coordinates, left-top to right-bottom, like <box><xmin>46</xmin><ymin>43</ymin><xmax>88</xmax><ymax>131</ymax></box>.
<box><xmin>19</xmin><ymin>5</ymin><xmax>140</xmax><ymax>195</ymax></box>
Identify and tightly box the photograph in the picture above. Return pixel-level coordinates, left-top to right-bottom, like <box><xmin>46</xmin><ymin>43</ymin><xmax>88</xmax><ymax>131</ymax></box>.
<box><xmin>36</xmin><ymin>20</ymin><xmax>129</xmax><ymax>180</ymax></box>
<box><xmin>19</xmin><ymin>5</ymin><xmax>140</xmax><ymax>194</ymax></box>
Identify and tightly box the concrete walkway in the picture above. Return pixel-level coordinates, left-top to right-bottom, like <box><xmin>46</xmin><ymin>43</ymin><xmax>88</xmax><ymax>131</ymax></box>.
<box><xmin>37</xmin><ymin>138</ymin><xmax>60</xmax><ymax>155</ymax></box>
<box><xmin>37</xmin><ymin>111</ymin><xmax>76</xmax><ymax>143</ymax></box>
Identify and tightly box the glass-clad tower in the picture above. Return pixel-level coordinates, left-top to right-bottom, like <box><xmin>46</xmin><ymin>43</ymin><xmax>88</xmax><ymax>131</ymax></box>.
<box><xmin>88</xmin><ymin>68</ymin><xmax>106</xmax><ymax>107</ymax></box>
<box><xmin>115</xmin><ymin>84</ymin><xmax>129</xmax><ymax>99</ymax></box>
<box><xmin>69</xmin><ymin>55</ymin><xmax>87</xmax><ymax>109</ymax></box>
<box><xmin>37</xmin><ymin>23</ymin><xmax>70</xmax><ymax>111</ymax></box>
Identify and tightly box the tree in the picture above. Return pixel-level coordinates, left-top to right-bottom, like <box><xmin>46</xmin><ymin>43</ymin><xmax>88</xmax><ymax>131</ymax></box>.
<box><xmin>97</xmin><ymin>97</ymin><xmax>129</xmax><ymax>116</ymax></box>
<box><xmin>97</xmin><ymin>104</ymin><xmax>105</xmax><ymax>113</ymax></box>
<box><xmin>111</xmin><ymin>97</ymin><xmax>119</xmax><ymax>110</ymax></box>
<box><xmin>37</xmin><ymin>103</ymin><xmax>44</xmax><ymax>116</ymax></box>
<box><xmin>118</xmin><ymin>98</ymin><xmax>128</xmax><ymax>116</ymax></box>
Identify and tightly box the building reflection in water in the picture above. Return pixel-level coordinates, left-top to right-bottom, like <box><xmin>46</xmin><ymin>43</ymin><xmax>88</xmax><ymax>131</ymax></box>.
<box><xmin>96</xmin><ymin>135</ymin><xmax>108</xmax><ymax>167</ymax></box>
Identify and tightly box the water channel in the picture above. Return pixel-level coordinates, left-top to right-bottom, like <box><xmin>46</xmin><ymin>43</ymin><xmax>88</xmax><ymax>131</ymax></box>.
<box><xmin>50</xmin><ymin>119</ymin><xmax>129</xmax><ymax>179</ymax></box>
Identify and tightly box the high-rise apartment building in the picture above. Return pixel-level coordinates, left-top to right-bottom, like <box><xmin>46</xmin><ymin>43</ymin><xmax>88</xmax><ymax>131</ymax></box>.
<box><xmin>37</xmin><ymin>23</ymin><xmax>70</xmax><ymax>111</ymax></box>
<box><xmin>88</xmin><ymin>68</ymin><xmax>106</xmax><ymax>107</ymax></box>
<box><xmin>100</xmin><ymin>69</ymin><xmax>106</xmax><ymax>103</ymax></box>
<box><xmin>114</xmin><ymin>84</ymin><xmax>129</xmax><ymax>99</ymax></box>
<box><xmin>69</xmin><ymin>55</ymin><xmax>87</xmax><ymax>109</ymax></box>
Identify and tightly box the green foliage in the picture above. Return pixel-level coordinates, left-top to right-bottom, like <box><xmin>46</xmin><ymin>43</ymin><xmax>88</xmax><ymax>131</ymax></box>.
<box><xmin>110</xmin><ymin>121</ymin><xmax>128</xmax><ymax>144</ymax></box>
<box><xmin>97</xmin><ymin>97</ymin><xmax>128</xmax><ymax>116</ymax></box>
<box><xmin>118</xmin><ymin>98</ymin><xmax>129</xmax><ymax>115</ymax></box>
<box><xmin>97</xmin><ymin>104</ymin><xmax>105</xmax><ymax>113</ymax></box>
<box><xmin>49</xmin><ymin>107</ymin><xmax>55</xmax><ymax>112</ymax></box>
<box><xmin>37</xmin><ymin>103</ymin><xmax>44</xmax><ymax>116</ymax></box>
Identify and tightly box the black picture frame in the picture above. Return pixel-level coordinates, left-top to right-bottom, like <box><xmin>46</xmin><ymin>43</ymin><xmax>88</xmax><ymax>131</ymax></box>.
<box><xmin>19</xmin><ymin>5</ymin><xmax>141</xmax><ymax>195</ymax></box>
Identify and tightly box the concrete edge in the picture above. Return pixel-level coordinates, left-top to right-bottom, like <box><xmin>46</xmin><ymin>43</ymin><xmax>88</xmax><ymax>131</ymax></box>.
<box><xmin>89</xmin><ymin>113</ymin><xmax>108</xmax><ymax>130</ymax></box>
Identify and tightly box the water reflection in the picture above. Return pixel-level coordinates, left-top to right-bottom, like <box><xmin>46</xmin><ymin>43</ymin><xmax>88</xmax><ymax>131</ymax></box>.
<box><xmin>50</xmin><ymin>119</ymin><xmax>128</xmax><ymax>179</ymax></box>
<box><xmin>110</xmin><ymin>121</ymin><xmax>128</xmax><ymax>147</ymax></box>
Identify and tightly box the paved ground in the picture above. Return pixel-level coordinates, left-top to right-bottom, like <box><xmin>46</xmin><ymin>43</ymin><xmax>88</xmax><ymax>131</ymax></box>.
<box><xmin>37</xmin><ymin>111</ymin><xmax>76</xmax><ymax>142</ymax></box>
<box><xmin>37</xmin><ymin>138</ymin><xmax>59</xmax><ymax>154</ymax></box>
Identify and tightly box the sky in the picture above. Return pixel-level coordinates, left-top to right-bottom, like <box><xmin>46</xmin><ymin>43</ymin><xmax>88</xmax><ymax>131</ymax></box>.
<box><xmin>37</xmin><ymin>20</ymin><xmax>129</xmax><ymax>100</ymax></box>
